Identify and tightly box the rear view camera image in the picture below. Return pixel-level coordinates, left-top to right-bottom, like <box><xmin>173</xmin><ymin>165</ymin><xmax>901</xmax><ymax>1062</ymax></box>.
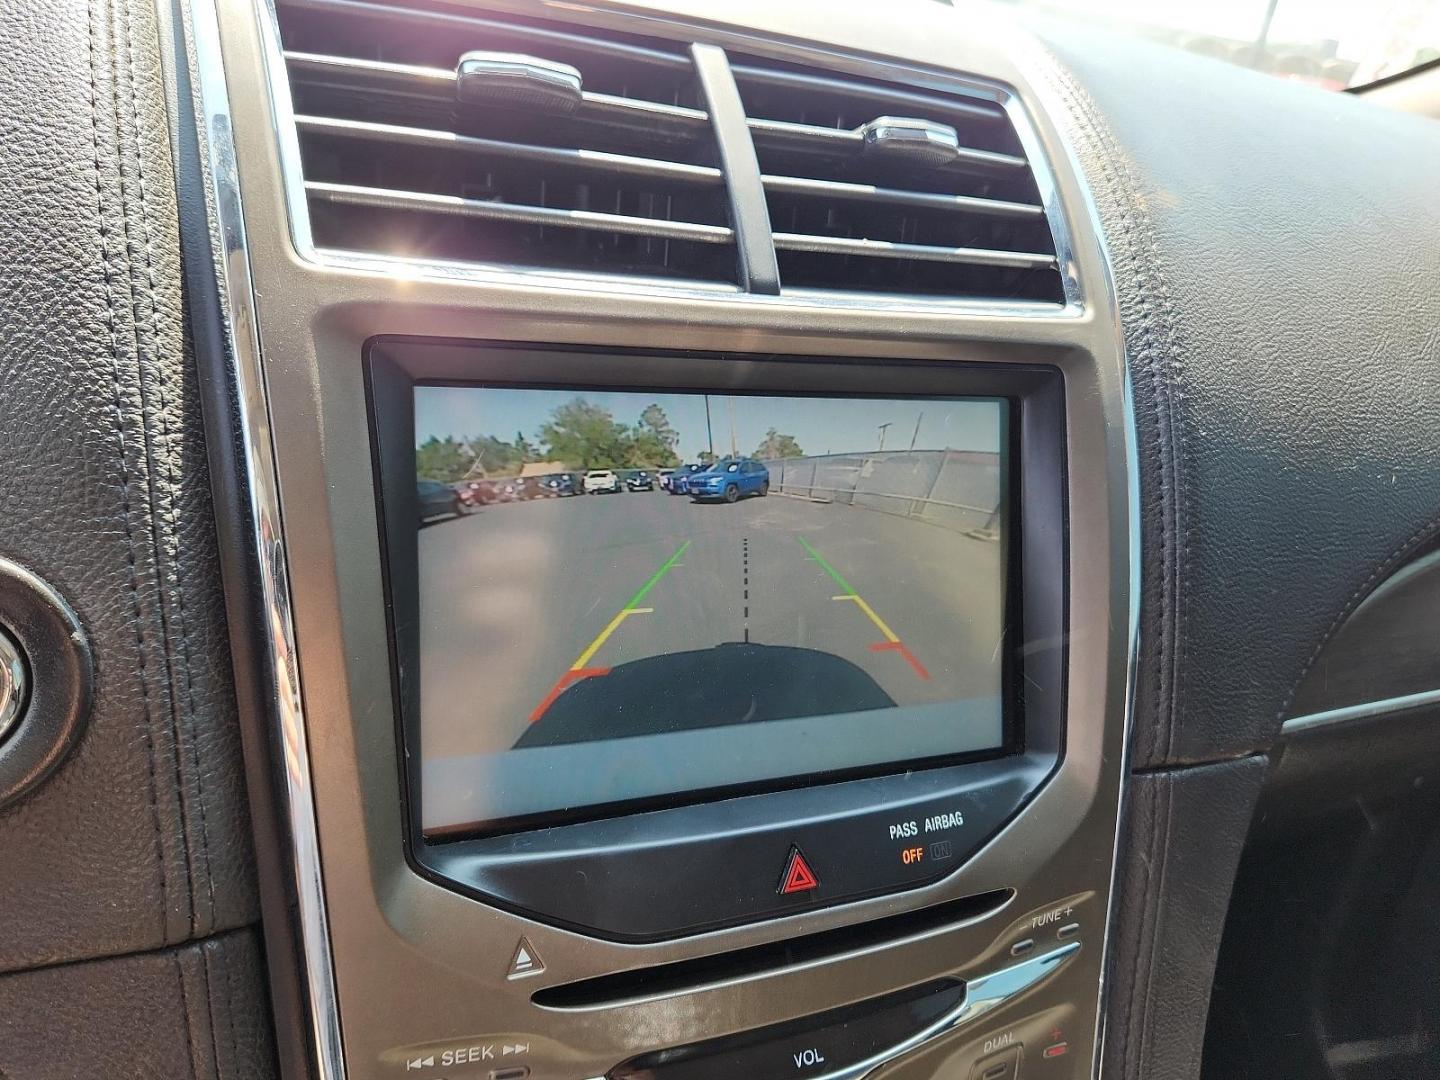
<box><xmin>415</xmin><ymin>385</ymin><xmax>1009</xmax><ymax>833</ymax></box>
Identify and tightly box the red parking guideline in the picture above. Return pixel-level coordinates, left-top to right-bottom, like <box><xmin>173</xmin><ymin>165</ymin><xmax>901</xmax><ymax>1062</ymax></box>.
<box><xmin>528</xmin><ymin>667</ymin><xmax>610</xmax><ymax>725</ymax></box>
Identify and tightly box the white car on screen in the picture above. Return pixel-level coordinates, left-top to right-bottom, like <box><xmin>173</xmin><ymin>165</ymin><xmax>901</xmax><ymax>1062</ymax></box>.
<box><xmin>583</xmin><ymin>469</ymin><xmax>622</xmax><ymax>494</ymax></box>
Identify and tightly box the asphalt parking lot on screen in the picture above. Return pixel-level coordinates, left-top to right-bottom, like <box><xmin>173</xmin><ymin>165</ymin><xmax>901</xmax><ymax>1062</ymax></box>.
<box><xmin>418</xmin><ymin>488</ymin><xmax>1003</xmax><ymax>760</ymax></box>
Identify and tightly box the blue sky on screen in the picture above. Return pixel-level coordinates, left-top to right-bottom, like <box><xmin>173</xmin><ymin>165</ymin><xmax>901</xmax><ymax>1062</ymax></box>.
<box><xmin>415</xmin><ymin>386</ymin><xmax>1003</xmax><ymax>462</ymax></box>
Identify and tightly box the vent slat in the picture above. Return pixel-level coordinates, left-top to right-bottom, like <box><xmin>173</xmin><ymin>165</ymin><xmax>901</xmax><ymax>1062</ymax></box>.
<box><xmin>731</xmin><ymin>63</ymin><xmax>1006</xmax><ymax>126</ymax></box>
<box><xmin>290</xmin><ymin>0</ymin><xmax>691</xmax><ymax>72</ymax></box>
<box><xmin>748</xmin><ymin>118</ymin><xmax>1028</xmax><ymax>174</ymax></box>
<box><xmin>306</xmin><ymin>182</ymin><xmax>735</xmax><ymax>244</ymax></box>
<box><xmin>283</xmin><ymin>51</ymin><xmax>710</xmax><ymax>133</ymax></box>
<box><xmin>772</xmin><ymin>232</ymin><xmax>1055</xmax><ymax>269</ymax></box>
<box><xmin>296</xmin><ymin>115</ymin><xmax>724</xmax><ymax>185</ymax></box>
<box><xmin>761</xmin><ymin>175</ymin><xmax>1043</xmax><ymax>219</ymax></box>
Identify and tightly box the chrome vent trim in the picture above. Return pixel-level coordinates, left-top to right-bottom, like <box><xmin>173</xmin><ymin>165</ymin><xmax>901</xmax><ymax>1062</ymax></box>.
<box><xmin>260</xmin><ymin>0</ymin><xmax>1081</xmax><ymax>313</ymax></box>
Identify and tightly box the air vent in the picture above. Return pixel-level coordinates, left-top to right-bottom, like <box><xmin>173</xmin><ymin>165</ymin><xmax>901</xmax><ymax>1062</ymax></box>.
<box><xmin>276</xmin><ymin>0</ymin><xmax>736</xmax><ymax>285</ymax></box>
<box><xmin>271</xmin><ymin>0</ymin><xmax>1067</xmax><ymax>306</ymax></box>
<box><xmin>730</xmin><ymin>58</ymin><xmax>1064</xmax><ymax>304</ymax></box>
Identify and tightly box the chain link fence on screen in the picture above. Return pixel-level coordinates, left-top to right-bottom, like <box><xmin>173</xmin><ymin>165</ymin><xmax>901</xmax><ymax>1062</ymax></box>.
<box><xmin>760</xmin><ymin>450</ymin><xmax>1002</xmax><ymax>539</ymax></box>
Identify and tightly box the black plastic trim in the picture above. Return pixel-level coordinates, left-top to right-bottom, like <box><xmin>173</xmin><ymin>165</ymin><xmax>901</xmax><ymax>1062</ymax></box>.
<box><xmin>691</xmin><ymin>43</ymin><xmax>781</xmax><ymax>295</ymax></box>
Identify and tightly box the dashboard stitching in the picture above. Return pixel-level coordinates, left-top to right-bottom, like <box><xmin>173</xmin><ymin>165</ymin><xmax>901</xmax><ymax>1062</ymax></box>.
<box><xmin>117</xmin><ymin>0</ymin><xmax>221</xmax><ymax>940</ymax></box>
<box><xmin>198</xmin><ymin>938</ymin><xmax>225</xmax><ymax>1077</ymax></box>
<box><xmin>175</xmin><ymin>948</ymin><xmax>202</xmax><ymax>1075</ymax></box>
<box><xmin>1276</xmin><ymin>513</ymin><xmax>1440</xmax><ymax>723</ymax></box>
<box><xmin>85</xmin><ymin>0</ymin><xmax>173</xmax><ymax>944</ymax></box>
<box><xmin>105</xmin><ymin>0</ymin><xmax>202</xmax><ymax>942</ymax></box>
<box><xmin>220</xmin><ymin>935</ymin><xmax>244</xmax><ymax>1078</ymax></box>
<box><xmin>1034</xmin><ymin>52</ymin><xmax>1184</xmax><ymax>764</ymax></box>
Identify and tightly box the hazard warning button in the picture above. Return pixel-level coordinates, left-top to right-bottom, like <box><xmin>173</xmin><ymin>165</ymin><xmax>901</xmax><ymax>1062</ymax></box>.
<box><xmin>778</xmin><ymin>846</ymin><xmax>819</xmax><ymax>895</ymax></box>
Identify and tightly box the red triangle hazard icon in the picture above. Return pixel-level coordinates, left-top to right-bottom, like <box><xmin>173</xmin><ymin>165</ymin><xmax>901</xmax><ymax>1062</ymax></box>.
<box><xmin>778</xmin><ymin>846</ymin><xmax>819</xmax><ymax>894</ymax></box>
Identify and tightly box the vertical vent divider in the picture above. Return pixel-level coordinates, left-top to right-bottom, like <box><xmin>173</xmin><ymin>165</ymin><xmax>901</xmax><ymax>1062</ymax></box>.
<box><xmin>690</xmin><ymin>44</ymin><xmax>780</xmax><ymax>296</ymax></box>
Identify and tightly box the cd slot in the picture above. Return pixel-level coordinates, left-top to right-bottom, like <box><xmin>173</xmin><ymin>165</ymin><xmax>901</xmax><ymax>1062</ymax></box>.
<box><xmin>532</xmin><ymin>889</ymin><xmax>1012</xmax><ymax>1009</ymax></box>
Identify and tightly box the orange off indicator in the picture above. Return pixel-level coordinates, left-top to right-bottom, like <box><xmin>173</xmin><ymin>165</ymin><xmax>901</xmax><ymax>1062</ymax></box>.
<box><xmin>901</xmin><ymin>846</ymin><xmax>925</xmax><ymax>865</ymax></box>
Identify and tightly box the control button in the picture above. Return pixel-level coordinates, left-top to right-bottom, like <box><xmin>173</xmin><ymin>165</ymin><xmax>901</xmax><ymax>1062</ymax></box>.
<box><xmin>1042</xmin><ymin>1042</ymin><xmax>1069</xmax><ymax>1059</ymax></box>
<box><xmin>969</xmin><ymin>1046</ymin><xmax>1022</xmax><ymax>1080</ymax></box>
<box><xmin>778</xmin><ymin>846</ymin><xmax>819</xmax><ymax>895</ymax></box>
<box><xmin>1009</xmin><ymin>939</ymin><xmax>1035</xmax><ymax>958</ymax></box>
<box><xmin>1057</xmin><ymin>923</ymin><xmax>1080</xmax><ymax>940</ymax></box>
<box><xmin>489</xmin><ymin>1069</ymin><xmax>530</xmax><ymax>1080</ymax></box>
<box><xmin>506</xmin><ymin>937</ymin><xmax>544</xmax><ymax>979</ymax></box>
<box><xmin>609</xmin><ymin>979</ymin><xmax>963</xmax><ymax>1080</ymax></box>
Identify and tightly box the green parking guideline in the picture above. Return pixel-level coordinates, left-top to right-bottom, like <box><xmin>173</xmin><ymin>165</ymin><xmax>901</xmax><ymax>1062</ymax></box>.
<box><xmin>797</xmin><ymin>535</ymin><xmax>855</xmax><ymax>595</ymax></box>
<box><xmin>625</xmin><ymin>539</ymin><xmax>692</xmax><ymax>611</ymax></box>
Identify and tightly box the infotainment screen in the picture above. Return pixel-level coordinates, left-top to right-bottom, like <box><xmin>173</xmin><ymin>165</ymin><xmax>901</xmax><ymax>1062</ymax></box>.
<box><xmin>413</xmin><ymin>385</ymin><xmax>1010</xmax><ymax>834</ymax></box>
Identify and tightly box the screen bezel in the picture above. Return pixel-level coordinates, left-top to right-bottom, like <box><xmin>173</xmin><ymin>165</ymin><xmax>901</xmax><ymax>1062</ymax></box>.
<box><xmin>367</xmin><ymin>340</ymin><xmax>1067</xmax><ymax>934</ymax></box>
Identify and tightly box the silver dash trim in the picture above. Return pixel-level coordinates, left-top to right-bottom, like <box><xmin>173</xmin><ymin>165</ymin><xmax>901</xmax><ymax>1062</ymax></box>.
<box><xmin>188</xmin><ymin>0</ymin><xmax>346</xmax><ymax>1076</ymax></box>
<box><xmin>1282</xmin><ymin>688</ymin><xmax>1440</xmax><ymax>736</ymax></box>
<box><xmin>305</xmin><ymin>181</ymin><xmax>736</xmax><ymax>243</ymax></box>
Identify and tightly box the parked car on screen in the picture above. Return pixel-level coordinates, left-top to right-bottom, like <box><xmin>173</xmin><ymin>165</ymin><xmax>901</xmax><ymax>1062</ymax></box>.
<box><xmin>460</xmin><ymin>479</ymin><xmax>499</xmax><ymax>506</ymax></box>
<box><xmin>626</xmin><ymin>470</ymin><xmax>655</xmax><ymax>492</ymax></box>
<box><xmin>583</xmin><ymin>469</ymin><xmax>623</xmax><ymax>494</ymax></box>
<box><xmin>417</xmin><ymin>480</ymin><xmax>467</xmax><ymax>523</ymax></box>
<box><xmin>539</xmin><ymin>473</ymin><xmax>576</xmax><ymax>497</ymax></box>
<box><xmin>688</xmin><ymin>459</ymin><xmax>770</xmax><ymax>503</ymax></box>
<box><xmin>656</xmin><ymin>468</ymin><xmax>675</xmax><ymax>491</ymax></box>
<box><xmin>668</xmin><ymin>463</ymin><xmax>706</xmax><ymax>495</ymax></box>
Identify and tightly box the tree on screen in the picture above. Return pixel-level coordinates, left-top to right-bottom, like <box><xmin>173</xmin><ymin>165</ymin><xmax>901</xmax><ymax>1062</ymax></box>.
<box><xmin>416</xmin><ymin>436</ymin><xmax>476</xmax><ymax>482</ymax></box>
<box><xmin>539</xmin><ymin>398</ymin><xmax>634</xmax><ymax>469</ymax></box>
<box><xmin>697</xmin><ymin>450</ymin><xmax>717</xmax><ymax>465</ymax></box>
<box><xmin>753</xmin><ymin>428</ymin><xmax>805</xmax><ymax>460</ymax></box>
<box><xmin>630</xmin><ymin>403</ymin><xmax>682</xmax><ymax>468</ymax></box>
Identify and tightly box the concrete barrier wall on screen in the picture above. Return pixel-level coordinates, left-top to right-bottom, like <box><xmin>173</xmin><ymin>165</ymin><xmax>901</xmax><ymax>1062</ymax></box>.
<box><xmin>761</xmin><ymin>450</ymin><xmax>1001</xmax><ymax>539</ymax></box>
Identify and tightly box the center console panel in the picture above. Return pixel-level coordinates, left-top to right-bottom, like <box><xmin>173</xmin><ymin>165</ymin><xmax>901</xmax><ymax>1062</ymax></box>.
<box><xmin>188</xmin><ymin>1</ymin><xmax>1134</xmax><ymax>1077</ymax></box>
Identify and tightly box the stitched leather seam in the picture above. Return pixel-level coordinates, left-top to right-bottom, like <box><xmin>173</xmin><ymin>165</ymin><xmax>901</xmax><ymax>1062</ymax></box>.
<box><xmin>176</xmin><ymin>948</ymin><xmax>205</xmax><ymax>1077</ymax></box>
<box><xmin>103</xmin><ymin>0</ymin><xmax>200</xmax><ymax>941</ymax></box>
<box><xmin>117</xmin><ymin>0</ymin><xmax>219</xmax><ymax>940</ymax></box>
<box><xmin>1130</xmin><ymin>772</ymin><xmax>1164</xmax><ymax>1076</ymax></box>
<box><xmin>220</xmin><ymin>932</ymin><xmax>244</xmax><ymax>1079</ymax></box>
<box><xmin>1277</xmin><ymin>513</ymin><xmax>1440</xmax><ymax>722</ymax></box>
<box><xmin>1142</xmin><ymin>771</ymin><xmax>1176</xmax><ymax>1074</ymax></box>
<box><xmin>201</xmin><ymin>940</ymin><xmax>227</xmax><ymax>1080</ymax></box>
<box><xmin>1031</xmin><ymin>52</ymin><xmax>1183</xmax><ymax>767</ymax></box>
<box><xmin>85</xmin><ymin>0</ymin><xmax>172</xmax><ymax>942</ymax></box>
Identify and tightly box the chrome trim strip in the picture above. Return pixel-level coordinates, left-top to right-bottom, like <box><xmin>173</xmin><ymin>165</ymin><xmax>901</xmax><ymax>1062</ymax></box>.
<box><xmin>252</xmin><ymin>0</ymin><xmax>1086</xmax><ymax>318</ymax></box>
<box><xmin>762</xmin><ymin>174</ymin><xmax>1044</xmax><ymax>218</ymax></box>
<box><xmin>294</xmin><ymin>114</ymin><xmax>726</xmax><ymax>183</ymax></box>
<box><xmin>772</xmin><ymin>230</ymin><xmax>1056</xmax><ymax>269</ymax></box>
<box><xmin>187</xmin><ymin>0</ymin><xmax>346</xmax><ymax>1076</ymax></box>
<box><xmin>1282</xmin><ymin>688</ymin><xmax>1440</xmax><ymax>736</ymax></box>
<box><xmin>305</xmin><ymin>180</ymin><xmax>736</xmax><ymax>243</ymax></box>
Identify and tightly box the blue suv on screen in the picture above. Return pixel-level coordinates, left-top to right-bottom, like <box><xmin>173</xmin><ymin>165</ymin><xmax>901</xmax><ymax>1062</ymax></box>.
<box><xmin>666</xmin><ymin>462</ymin><xmax>707</xmax><ymax>495</ymax></box>
<box><xmin>687</xmin><ymin>459</ymin><xmax>770</xmax><ymax>503</ymax></box>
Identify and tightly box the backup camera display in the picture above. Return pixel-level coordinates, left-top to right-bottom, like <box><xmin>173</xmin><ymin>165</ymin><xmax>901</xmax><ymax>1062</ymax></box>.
<box><xmin>415</xmin><ymin>385</ymin><xmax>1009</xmax><ymax>834</ymax></box>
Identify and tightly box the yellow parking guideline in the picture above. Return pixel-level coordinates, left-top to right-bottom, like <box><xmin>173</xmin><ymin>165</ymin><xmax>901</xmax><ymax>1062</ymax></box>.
<box><xmin>566</xmin><ymin>539</ymin><xmax>690</xmax><ymax>672</ymax></box>
<box><xmin>831</xmin><ymin>594</ymin><xmax>900</xmax><ymax>643</ymax></box>
<box><xmin>571</xmin><ymin>608</ymin><xmax>651</xmax><ymax>670</ymax></box>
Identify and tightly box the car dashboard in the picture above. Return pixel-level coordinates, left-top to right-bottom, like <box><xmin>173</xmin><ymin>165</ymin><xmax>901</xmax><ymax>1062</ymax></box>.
<box><xmin>0</xmin><ymin>2</ymin><xmax>1437</xmax><ymax>1080</ymax></box>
